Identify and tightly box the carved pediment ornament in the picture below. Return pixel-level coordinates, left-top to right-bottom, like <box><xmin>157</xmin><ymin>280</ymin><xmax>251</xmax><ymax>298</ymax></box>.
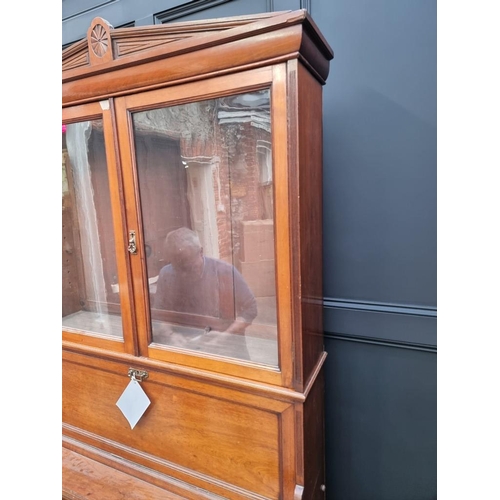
<box><xmin>87</xmin><ymin>17</ymin><xmax>114</xmax><ymax>66</ymax></box>
<box><xmin>91</xmin><ymin>23</ymin><xmax>109</xmax><ymax>57</ymax></box>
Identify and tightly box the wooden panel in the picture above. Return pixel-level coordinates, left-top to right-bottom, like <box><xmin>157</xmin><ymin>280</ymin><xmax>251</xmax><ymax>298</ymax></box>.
<box><xmin>62</xmin><ymin>356</ymin><xmax>287</xmax><ymax>498</ymax></box>
<box><xmin>302</xmin><ymin>369</ymin><xmax>326</xmax><ymax>500</ymax></box>
<box><xmin>62</xmin><ymin>101</ymin><xmax>103</xmax><ymax>122</ymax></box>
<box><xmin>283</xmin><ymin>59</ymin><xmax>326</xmax><ymax>391</ymax></box>
<box><xmin>296</xmin><ymin>61</ymin><xmax>325</xmax><ymax>384</ymax></box>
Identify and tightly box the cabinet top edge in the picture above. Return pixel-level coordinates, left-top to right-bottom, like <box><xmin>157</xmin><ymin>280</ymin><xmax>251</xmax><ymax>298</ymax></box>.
<box><xmin>62</xmin><ymin>9</ymin><xmax>333</xmax><ymax>83</ymax></box>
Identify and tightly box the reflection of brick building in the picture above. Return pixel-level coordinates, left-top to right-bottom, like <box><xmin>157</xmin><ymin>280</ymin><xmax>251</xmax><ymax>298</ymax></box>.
<box><xmin>133</xmin><ymin>90</ymin><xmax>275</xmax><ymax>300</ymax></box>
<box><xmin>213</xmin><ymin>91</ymin><xmax>275</xmax><ymax>298</ymax></box>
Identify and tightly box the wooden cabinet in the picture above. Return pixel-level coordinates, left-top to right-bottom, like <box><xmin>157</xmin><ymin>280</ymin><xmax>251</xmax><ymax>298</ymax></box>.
<box><xmin>62</xmin><ymin>10</ymin><xmax>333</xmax><ymax>500</ymax></box>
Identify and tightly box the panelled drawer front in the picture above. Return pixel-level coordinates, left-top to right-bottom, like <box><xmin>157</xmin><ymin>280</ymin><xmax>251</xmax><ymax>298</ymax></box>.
<box><xmin>63</xmin><ymin>355</ymin><xmax>295</xmax><ymax>498</ymax></box>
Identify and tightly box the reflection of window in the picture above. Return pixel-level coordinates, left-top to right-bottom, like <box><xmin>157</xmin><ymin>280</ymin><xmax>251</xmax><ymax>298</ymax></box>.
<box><xmin>184</xmin><ymin>157</ymin><xmax>220</xmax><ymax>259</ymax></box>
<box><xmin>217</xmin><ymin>90</ymin><xmax>271</xmax><ymax>133</ymax></box>
<box><xmin>65</xmin><ymin>121</ymin><xmax>107</xmax><ymax>309</ymax></box>
<box><xmin>257</xmin><ymin>140</ymin><xmax>273</xmax><ymax>220</ymax></box>
<box><xmin>257</xmin><ymin>140</ymin><xmax>272</xmax><ymax>185</ymax></box>
<box><xmin>62</xmin><ymin>120</ymin><xmax>122</xmax><ymax>338</ymax></box>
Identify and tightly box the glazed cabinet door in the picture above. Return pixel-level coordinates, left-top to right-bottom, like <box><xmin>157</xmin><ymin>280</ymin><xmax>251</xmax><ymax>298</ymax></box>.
<box><xmin>62</xmin><ymin>101</ymin><xmax>137</xmax><ymax>354</ymax></box>
<box><xmin>112</xmin><ymin>65</ymin><xmax>294</xmax><ymax>385</ymax></box>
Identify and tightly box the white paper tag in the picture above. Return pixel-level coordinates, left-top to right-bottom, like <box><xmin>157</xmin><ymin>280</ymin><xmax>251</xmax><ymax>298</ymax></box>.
<box><xmin>116</xmin><ymin>379</ymin><xmax>151</xmax><ymax>429</ymax></box>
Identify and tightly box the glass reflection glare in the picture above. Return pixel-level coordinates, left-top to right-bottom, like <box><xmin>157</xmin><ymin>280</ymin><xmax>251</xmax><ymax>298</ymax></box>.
<box><xmin>62</xmin><ymin>120</ymin><xmax>123</xmax><ymax>338</ymax></box>
<box><xmin>133</xmin><ymin>90</ymin><xmax>278</xmax><ymax>366</ymax></box>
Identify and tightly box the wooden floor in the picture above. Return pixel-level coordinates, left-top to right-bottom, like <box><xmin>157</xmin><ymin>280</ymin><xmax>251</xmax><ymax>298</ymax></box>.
<box><xmin>62</xmin><ymin>448</ymin><xmax>187</xmax><ymax>500</ymax></box>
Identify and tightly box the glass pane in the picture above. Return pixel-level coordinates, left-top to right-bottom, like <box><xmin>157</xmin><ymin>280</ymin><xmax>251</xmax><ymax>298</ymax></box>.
<box><xmin>62</xmin><ymin>120</ymin><xmax>123</xmax><ymax>338</ymax></box>
<box><xmin>133</xmin><ymin>90</ymin><xmax>278</xmax><ymax>366</ymax></box>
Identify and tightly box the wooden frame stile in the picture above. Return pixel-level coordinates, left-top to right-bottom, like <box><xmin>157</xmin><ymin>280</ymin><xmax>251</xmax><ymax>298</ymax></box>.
<box><xmin>113</xmin><ymin>97</ymin><xmax>152</xmax><ymax>357</ymax></box>
<box><xmin>107</xmin><ymin>97</ymin><xmax>141</xmax><ymax>356</ymax></box>
<box><xmin>270</xmin><ymin>63</ymin><xmax>294</xmax><ymax>390</ymax></box>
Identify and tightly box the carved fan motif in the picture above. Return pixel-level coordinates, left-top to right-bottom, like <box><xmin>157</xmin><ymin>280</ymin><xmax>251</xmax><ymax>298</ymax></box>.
<box><xmin>91</xmin><ymin>23</ymin><xmax>108</xmax><ymax>57</ymax></box>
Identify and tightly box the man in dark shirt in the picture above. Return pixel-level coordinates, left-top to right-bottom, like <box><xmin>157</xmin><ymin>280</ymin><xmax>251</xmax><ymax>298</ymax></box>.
<box><xmin>153</xmin><ymin>227</ymin><xmax>257</xmax><ymax>358</ymax></box>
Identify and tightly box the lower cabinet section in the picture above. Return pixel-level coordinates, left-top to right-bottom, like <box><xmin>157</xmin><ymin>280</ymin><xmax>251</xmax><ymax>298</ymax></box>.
<box><xmin>62</xmin><ymin>349</ymin><xmax>325</xmax><ymax>500</ymax></box>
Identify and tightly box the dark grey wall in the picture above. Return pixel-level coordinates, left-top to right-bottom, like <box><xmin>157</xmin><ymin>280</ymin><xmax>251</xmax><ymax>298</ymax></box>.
<box><xmin>314</xmin><ymin>3</ymin><xmax>437</xmax><ymax>495</ymax></box>
<box><xmin>315</xmin><ymin>0</ymin><xmax>437</xmax><ymax>309</ymax></box>
<box><xmin>63</xmin><ymin>1</ymin><xmax>437</xmax><ymax>498</ymax></box>
<box><xmin>324</xmin><ymin>338</ymin><xmax>436</xmax><ymax>500</ymax></box>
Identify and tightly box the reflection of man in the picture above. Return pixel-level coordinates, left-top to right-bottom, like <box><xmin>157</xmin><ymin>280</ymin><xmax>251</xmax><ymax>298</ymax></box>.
<box><xmin>153</xmin><ymin>227</ymin><xmax>257</xmax><ymax>353</ymax></box>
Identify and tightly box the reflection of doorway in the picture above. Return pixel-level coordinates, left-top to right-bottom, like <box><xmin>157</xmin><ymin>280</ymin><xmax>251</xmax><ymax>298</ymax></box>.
<box><xmin>185</xmin><ymin>159</ymin><xmax>219</xmax><ymax>259</ymax></box>
<box><xmin>135</xmin><ymin>134</ymin><xmax>191</xmax><ymax>278</ymax></box>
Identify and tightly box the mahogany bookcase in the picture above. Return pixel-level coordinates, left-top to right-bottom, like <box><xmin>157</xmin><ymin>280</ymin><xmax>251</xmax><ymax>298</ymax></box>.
<box><xmin>62</xmin><ymin>10</ymin><xmax>333</xmax><ymax>500</ymax></box>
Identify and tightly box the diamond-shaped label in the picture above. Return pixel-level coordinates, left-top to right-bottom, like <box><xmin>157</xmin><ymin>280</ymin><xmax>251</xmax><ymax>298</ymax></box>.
<box><xmin>116</xmin><ymin>379</ymin><xmax>151</xmax><ymax>429</ymax></box>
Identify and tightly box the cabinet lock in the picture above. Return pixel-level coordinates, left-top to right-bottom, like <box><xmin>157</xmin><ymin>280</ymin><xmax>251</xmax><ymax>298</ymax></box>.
<box><xmin>128</xmin><ymin>230</ymin><xmax>137</xmax><ymax>255</ymax></box>
<box><xmin>128</xmin><ymin>368</ymin><xmax>148</xmax><ymax>382</ymax></box>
